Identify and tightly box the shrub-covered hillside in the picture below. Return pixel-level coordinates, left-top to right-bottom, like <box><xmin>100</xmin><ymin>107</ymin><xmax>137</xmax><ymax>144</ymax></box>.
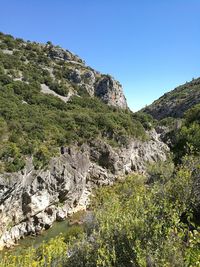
<box><xmin>143</xmin><ymin>77</ymin><xmax>200</xmax><ymax>120</ymax></box>
<box><xmin>0</xmin><ymin>32</ymin><xmax>147</xmax><ymax>172</ymax></box>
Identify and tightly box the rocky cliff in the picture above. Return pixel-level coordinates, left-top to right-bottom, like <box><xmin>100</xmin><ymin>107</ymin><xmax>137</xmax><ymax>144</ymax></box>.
<box><xmin>143</xmin><ymin>77</ymin><xmax>200</xmax><ymax>120</ymax></box>
<box><xmin>0</xmin><ymin>130</ymin><xmax>168</xmax><ymax>249</ymax></box>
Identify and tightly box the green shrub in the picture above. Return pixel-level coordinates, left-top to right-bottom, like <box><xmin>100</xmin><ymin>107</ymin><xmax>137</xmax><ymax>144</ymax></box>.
<box><xmin>171</xmin><ymin>106</ymin><xmax>200</xmax><ymax>161</ymax></box>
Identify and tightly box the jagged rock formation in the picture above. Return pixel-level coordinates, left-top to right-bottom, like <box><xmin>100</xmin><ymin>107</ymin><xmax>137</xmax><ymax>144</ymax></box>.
<box><xmin>47</xmin><ymin>45</ymin><xmax>84</xmax><ymax>63</ymax></box>
<box><xmin>143</xmin><ymin>77</ymin><xmax>200</xmax><ymax>120</ymax></box>
<box><xmin>45</xmin><ymin>45</ymin><xmax>127</xmax><ymax>108</ymax></box>
<box><xmin>0</xmin><ymin>130</ymin><xmax>168</xmax><ymax>249</ymax></box>
<box><xmin>95</xmin><ymin>76</ymin><xmax>127</xmax><ymax>109</ymax></box>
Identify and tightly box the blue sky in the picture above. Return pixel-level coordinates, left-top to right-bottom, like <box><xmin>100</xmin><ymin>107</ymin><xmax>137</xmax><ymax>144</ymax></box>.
<box><xmin>1</xmin><ymin>0</ymin><xmax>200</xmax><ymax>110</ymax></box>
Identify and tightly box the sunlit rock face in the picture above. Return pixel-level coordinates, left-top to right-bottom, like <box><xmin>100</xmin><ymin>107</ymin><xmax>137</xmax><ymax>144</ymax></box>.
<box><xmin>41</xmin><ymin>45</ymin><xmax>128</xmax><ymax>109</ymax></box>
<box><xmin>95</xmin><ymin>75</ymin><xmax>127</xmax><ymax>109</ymax></box>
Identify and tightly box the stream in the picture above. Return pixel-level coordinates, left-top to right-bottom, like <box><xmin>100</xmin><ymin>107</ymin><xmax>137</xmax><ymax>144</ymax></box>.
<box><xmin>0</xmin><ymin>211</ymin><xmax>87</xmax><ymax>257</ymax></box>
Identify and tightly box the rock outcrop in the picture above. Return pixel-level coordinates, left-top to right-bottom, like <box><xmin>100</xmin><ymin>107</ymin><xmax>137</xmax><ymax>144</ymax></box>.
<box><xmin>0</xmin><ymin>33</ymin><xmax>128</xmax><ymax>110</ymax></box>
<box><xmin>47</xmin><ymin>45</ymin><xmax>84</xmax><ymax>64</ymax></box>
<box><xmin>44</xmin><ymin>45</ymin><xmax>128</xmax><ymax>109</ymax></box>
<box><xmin>0</xmin><ymin>130</ymin><xmax>168</xmax><ymax>249</ymax></box>
<box><xmin>95</xmin><ymin>75</ymin><xmax>127</xmax><ymax>109</ymax></box>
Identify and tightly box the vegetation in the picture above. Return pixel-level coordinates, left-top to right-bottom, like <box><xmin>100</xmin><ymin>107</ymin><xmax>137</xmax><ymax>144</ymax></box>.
<box><xmin>0</xmin><ymin>236</ymin><xmax>67</xmax><ymax>267</ymax></box>
<box><xmin>65</xmin><ymin>158</ymin><xmax>200</xmax><ymax>267</ymax></box>
<box><xmin>162</xmin><ymin>104</ymin><xmax>200</xmax><ymax>163</ymax></box>
<box><xmin>143</xmin><ymin>77</ymin><xmax>200</xmax><ymax>120</ymax></box>
<box><xmin>0</xmin><ymin>32</ymin><xmax>146</xmax><ymax>172</ymax></box>
<box><xmin>1</xmin><ymin>158</ymin><xmax>200</xmax><ymax>266</ymax></box>
<box><xmin>1</xmin><ymin>32</ymin><xmax>200</xmax><ymax>266</ymax></box>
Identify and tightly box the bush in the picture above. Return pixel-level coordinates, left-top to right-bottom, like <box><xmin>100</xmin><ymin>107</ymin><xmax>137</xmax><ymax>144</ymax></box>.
<box><xmin>171</xmin><ymin>106</ymin><xmax>200</xmax><ymax>161</ymax></box>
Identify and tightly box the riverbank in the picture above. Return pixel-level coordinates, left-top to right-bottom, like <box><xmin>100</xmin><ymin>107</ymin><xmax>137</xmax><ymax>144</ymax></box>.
<box><xmin>0</xmin><ymin>210</ymin><xmax>87</xmax><ymax>258</ymax></box>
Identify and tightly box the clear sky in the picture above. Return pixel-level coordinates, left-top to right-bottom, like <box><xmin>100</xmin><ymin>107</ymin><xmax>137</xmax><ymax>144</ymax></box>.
<box><xmin>1</xmin><ymin>0</ymin><xmax>200</xmax><ymax>110</ymax></box>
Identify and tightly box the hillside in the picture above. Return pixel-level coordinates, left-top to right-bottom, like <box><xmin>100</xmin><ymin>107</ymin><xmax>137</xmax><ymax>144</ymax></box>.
<box><xmin>0</xmin><ymin>32</ymin><xmax>148</xmax><ymax>172</ymax></box>
<box><xmin>0</xmin><ymin>32</ymin><xmax>169</xmax><ymax>252</ymax></box>
<box><xmin>0</xmin><ymin>33</ymin><xmax>127</xmax><ymax>108</ymax></box>
<box><xmin>143</xmin><ymin>77</ymin><xmax>200</xmax><ymax>120</ymax></box>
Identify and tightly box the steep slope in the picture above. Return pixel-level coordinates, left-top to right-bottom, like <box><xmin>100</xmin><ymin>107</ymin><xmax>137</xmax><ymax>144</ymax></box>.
<box><xmin>0</xmin><ymin>32</ymin><xmax>127</xmax><ymax>109</ymax></box>
<box><xmin>143</xmin><ymin>77</ymin><xmax>200</xmax><ymax>120</ymax></box>
<box><xmin>0</xmin><ymin>32</ymin><xmax>143</xmax><ymax>173</ymax></box>
<box><xmin>0</xmin><ymin>33</ymin><xmax>169</xmax><ymax>249</ymax></box>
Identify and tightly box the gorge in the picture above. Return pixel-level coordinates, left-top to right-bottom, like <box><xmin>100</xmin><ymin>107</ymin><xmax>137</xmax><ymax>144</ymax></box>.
<box><xmin>0</xmin><ymin>32</ymin><xmax>200</xmax><ymax>266</ymax></box>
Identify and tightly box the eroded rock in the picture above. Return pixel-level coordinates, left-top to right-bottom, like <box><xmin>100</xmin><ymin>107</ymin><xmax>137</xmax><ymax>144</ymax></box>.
<box><xmin>0</xmin><ymin>130</ymin><xmax>168</xmax><ymax>249</ymax></box>
<box><xmin>95</xmin><ymin>75</ymin><xmax>127</xmax><ymax>109</ymax></box>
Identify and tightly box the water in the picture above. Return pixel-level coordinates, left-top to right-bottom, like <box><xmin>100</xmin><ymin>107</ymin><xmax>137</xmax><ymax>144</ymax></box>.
<box><xmin>1</xmin><ymin>210</ymin><xmax>87</xmax><ymax>256</ymax></box>
<box><xmin>17</xmin><ymin>220</ymin><xmax>70</xmax><ymax>250</ymax></box>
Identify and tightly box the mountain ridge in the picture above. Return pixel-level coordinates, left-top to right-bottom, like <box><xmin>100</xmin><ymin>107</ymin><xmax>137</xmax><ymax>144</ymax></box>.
<box><xmin>0</xmin><ymin>32</ymin><xmax>127</xmax><ymax>109</ymax></box>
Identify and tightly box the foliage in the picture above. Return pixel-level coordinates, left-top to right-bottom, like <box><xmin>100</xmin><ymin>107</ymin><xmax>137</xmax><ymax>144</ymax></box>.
<box><xmin>1</xmin><ymin>160</ymin><xmax>200</xmax><ymax>266</ymax></box>
<box><xmin>170</xmin><ymin>104</ymin><xmax>200</xmax><ymax>162</ymax></box>
<box><xmin>133</xmin><ymin>111</ymin><xmax>155</xmax><ymax>130</ymax></box>
<box><xmin>185</xmin><ymin>104</ymin><xmax>200</xmax><ymax>125</ymax></box>
<box><xmin>0</xmin><ymin>236</ymin><xmax>67</xmax><ymax>267</ymax></box>
<box><xmin>158</xmin><ymin>116</ymin><xmax>177</xmax><ymax>127</ymax></box>
<box><xmin>0</xmin><ymin>32</ymin><xmax>146</xmax><ymax>172</ymax></box>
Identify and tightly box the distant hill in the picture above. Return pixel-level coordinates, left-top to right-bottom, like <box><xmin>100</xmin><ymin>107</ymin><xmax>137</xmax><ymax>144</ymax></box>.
<box><xmin>143</xmin><ymin>77</ymin><xmax>200</xmax><ymax>120</ymax></box>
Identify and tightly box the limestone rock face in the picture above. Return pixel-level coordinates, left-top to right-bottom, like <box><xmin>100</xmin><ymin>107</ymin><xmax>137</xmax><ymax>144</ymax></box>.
<box><xmin>81</xmin><ymin>71</ymin><xmax>96</xmax><ymax>96</ymax></box>
<box><xmin>48</xmin><ymin>46</ymin><xmax>83</xmax><ymax>63</ymax></box>
<box><xmin>68</xmin><ymin>69</ymin><xmax>82</xmax><ymax>84</ymax></box>
<box><xmin>95</xmin><ymin>75</ymin><xmax>127</xmax><ymax>109</ymax></box>
<box><xmin>0</xmin><ymin>130</ymin><xmax>168</xmax><ymax>249</ymax></box>
<box><xmin>48</xmin><ymin>46</ymin><xmax>72</xmax><ymax>61</ymax></box>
